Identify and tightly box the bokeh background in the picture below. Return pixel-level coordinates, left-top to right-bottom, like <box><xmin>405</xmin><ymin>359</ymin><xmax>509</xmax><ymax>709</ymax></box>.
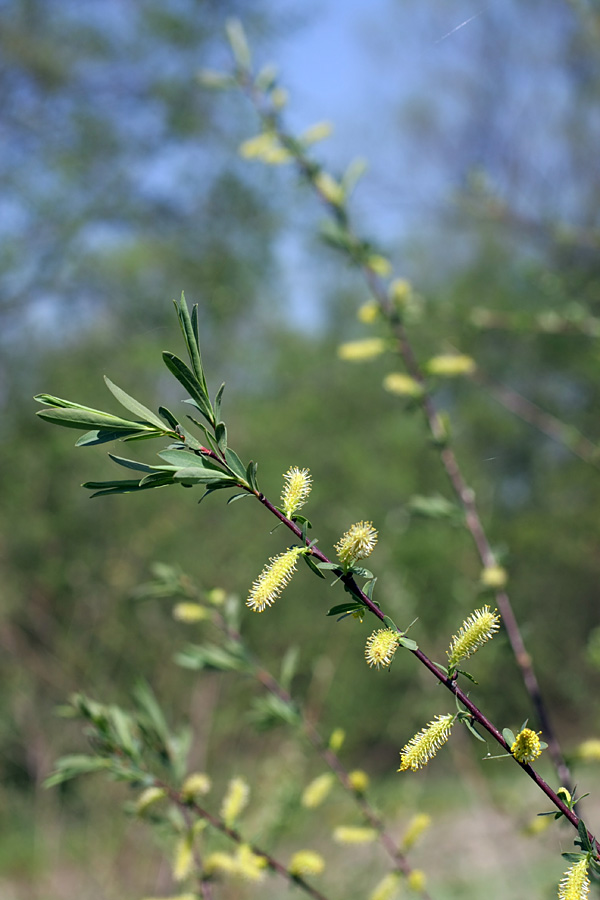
<box><xmin>1</xmin><ymin>1</ymin><xmax>600</xmax><ymax>897</ymax></box>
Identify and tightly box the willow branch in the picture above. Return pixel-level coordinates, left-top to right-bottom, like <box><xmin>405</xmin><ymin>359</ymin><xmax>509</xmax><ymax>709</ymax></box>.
<box><xmin>162</xmin><ymin>783</ymin><xmax>332</xmax><ymax>900</ymax></box>
<box><xmin>235</xmin><ymin>77</ymin><xmax>573</xmax><ymax>793</ymax></box>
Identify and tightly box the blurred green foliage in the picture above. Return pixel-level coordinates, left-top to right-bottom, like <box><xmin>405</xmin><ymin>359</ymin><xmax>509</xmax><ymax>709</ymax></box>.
<box><xmin>2</xmin><ymin>1</ymin><xmax>600</xmax><ymax>897</ymax></box>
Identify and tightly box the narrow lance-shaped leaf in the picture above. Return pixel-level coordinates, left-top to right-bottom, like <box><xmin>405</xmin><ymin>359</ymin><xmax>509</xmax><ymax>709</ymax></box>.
<box><xmin>213</xmin><ymin>382</ymin><xmax>225</xmax><ymax>422</ymax></box>
<box><xmin>215</xmin><ymin>422</ymin><xmax>227</xmax><ymax>453</ymax></box>
<box><xmin>162</xmin><ymin>351</ymin><xmax>214</xmax><ymax>426</ymax></box>
<box><xmin>224</xmin><ymin>448</ymin><xmax>248</xmax><ymax>484</ymax></box>
<box><xmin>174</xmin><ymin>294</ymin><xmax>208</xmax><ymax>397</ymax></box>
<box><xmin>103</xmin><ymin>377</ymin><xmax>168</xmax><ymax>431</ymax></box>
<box><xmin>36</xmin><ymin>407</ymin><xmax>156</xmax><ymax>433</ymax></box>
<box><xmin>108</xmin><ymin>454</ymin><xmax>168</xmax><ymax>474</ymax></box>
<box><xmin>158</xmin><ymin>406</ymin><xmax>180</xmax><ymax>431</ymax></box>
<box><xmin>173</xmin><ymin>468</ymin><xmax>237</xmax><ymax>485</ymax></box>
<box><xmin>158</xmin><ymin>449</ymin><xmax>224</xmax><ymax>472</ymax></box>
<box><xmin>75</xmin><ymin>428</ymin><xmax>156</xmax><ymax>447</ymax></box>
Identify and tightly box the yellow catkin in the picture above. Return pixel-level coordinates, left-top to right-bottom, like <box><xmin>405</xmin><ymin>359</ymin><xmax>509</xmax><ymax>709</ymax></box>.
<box><xmin>558</xmin><ymin>857</ymin><xmax>591</xmax><ymax>900</ymax></box>
<box><xmin>239</xmin><ymin>132</ymin><xmax>291</xmax><ymax>165</ymax></box>
<box><xmin>207</xmin><ymin>587</ymin><xmax>226</xmax><ymax>605</ymax></box>
<box><xmin>246</xmin><ymin>547</ymin><xmax>304</xmax><ymax>612</ymax></box>
<box><xmin>314</xmin><ymin>171</ymin><xmax>345</xmax><ymax>205</ymax></box>
<box><xmin>511</xmin><ymin>728</ymin><xmax>542</xmax><ymax>764</ymax></box>
<box><xmin>366</xmin><ymin>254</ymin><xmax>392</xmax><ymax>277</ymax></box>
<box><xmin>389</xmin><ymin>278</ymin><xmax>412</xmax><ymax>305</ymax></box>
<box><xmin>220</xmin><ymin>777</ymin><xmax>249</xmax><ymax>827</ymax></box>
<box><xmin>301</xmin><ymin>121</ymin><xmax>333</xmax><ymax>144</ymax></box>
<box><xmin>333</xmin><ymin>826</ymin><xmax>377</xmax><ymax>844</ymax></box>
<box><xmin>576</xmin><ymin>738</ymin><xmax>600</xmax><ymax>762</ymax></box>
<box><xmin>288</xmin><ymin>850</ymin><xmax>325</xmax><ymax>877</ymax></box>
<box><xmin>301</xmin><ymin>773</ymin><xmax>334</xmax><ymax>808</ymax></box>
<box><xmin>407</xmin><ymin>869</ymin><xmax>427</xmax><ymax>892</ymax></box>
<box><xmin>365</xmin><ymin>629</ymin><xmax>400</xmax><ymax>668</ymax></box>
<box><xmin>357</xmin><ymin>300</ymin><xmax>380</xmax><ymax>323</ymax></box>
<box><xmin>401</xmin><ymin>813</ymin><xmax>431</xmax><ymax>850</ymax></box>
<box><xmin>335</xmin><ymin>521</ymin><xmax>378</xmax><ymax>565</ymax></box>
<box><xmin>181</xmin><ymin>772</ymin><xmax>211</xmax><ymax>800</ymax></box>
<box><xmin>136</xmin><ymin>786</ymin><xmax>166</xmax><ymax>814</ymax></box>
<box><xmin>480</xmin><ymin>565</ymin><xmax>508</xmax><ymax>588</ymax></box>
<box><xmin>369</xmin><ymin>872</ymin><xmax>400</xmax><ymax>900</ymax></box>
<box><xmin>348</xmin><ymin>769</ymin><xmax>370</xmax><ymax>792</ymax></box>
<box><xmin>447</xmin><ymin>606</ymin><xmax>501</xmax><ymax>668</ymax></box>
<box><xmin>173</xmin><ymin>602</ymin><xmax>208</xmax><ymax>623</ymax></box>
<box><xmin>426</xmin><ymin>354</ymin><xmax>476</xmax><ymax>377</ymax></box>
<box><xmin>329</xmin><ymin>727</ymin><xmax>345</xmax><ymax>751</ymax></box>
<box><xmin>281</xmin><ymin>466</ymin><xmax>312</xmax><ymax>518</ymax></box>
<box><xmin>383</xmin><ymin>372</ymin><xmax>423</xmax><ymax>397</ymax></box>
<box><xmin>337</xmin><ymin>338</ymin><xmax>387</xmax><ymax>362</ymax></box>
<box><xmin>398</xmin><ymin>714</ymin><xmax>455</xmax><ymax>772</ymax></box>
<box><xmin>204</xmin><ymin>852</ymin><xmax>236</xmax><ymax>875</ymax></box>
<box><xmin>234</xmin><ymin>844</ymin><xmax>267</xmax><ymax>882</ymax></box>
<box><xmin>173</xmin><ymin>833</ymin><xmax>194</xmax><ymax>882</ymax></box>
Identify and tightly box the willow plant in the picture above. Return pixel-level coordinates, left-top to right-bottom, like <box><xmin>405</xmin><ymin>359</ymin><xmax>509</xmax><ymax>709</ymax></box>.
<box><xmin>36</xmin><ymin>18</ymin><xmax>600</xmax><ymax>899</ymax></box>
<box><xmin>38</xmin><ymin>293</ymin><xmax>599</xmax><ymax>898</ymax></box>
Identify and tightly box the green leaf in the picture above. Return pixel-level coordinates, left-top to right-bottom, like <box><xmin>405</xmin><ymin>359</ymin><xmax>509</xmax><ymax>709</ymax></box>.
<box><xmin>502</xmin><ymin>728</ymin><xmax>516</xmax><ymax>747</ymax></box>
<box><xmin>103</xmin><ymin>377</ymin><xmax>167</xmax><ymax>431</ymax></box>
<box><xmin>561</xmin><ymin>852</ymin><xmax>587</xmax><ymax>863</ymax></box>
<box><xmin>158</xmin><ymin>449</ymin><xmax>222</xmax><ymax>472</ymax></box>
<box><xmin>225</xmin><ymin>18</ymin><xmax>251</xmax><ymax>70</ymax></box>
<box><xmin>215</xmin><ymin>422</ymin><xmax>227</xmax><ymax>453</ymax></box>
<box><xmin>225</xmin><ymin>448</ymin><xmax>247</xmax><ymax>483</ymax></box>
<box><xmin>75</xmin><ymin>428</ymin><xmax>154</xmax><ymax>447</ymax></box>
<box><xmin>456</xmin><ymin>668</ymin><xmax>478</xmax><ymax>684</ymax></box>
<box><xmin>35</xmin><ymin>394</ymin><xmax>110</xmax><ymax>412</ymax></box>
<box><xmin>44</xmin><ymin>755</ymin><xmax>112</xmax><ymax>788</ymax></box>
<box><xmin>109</xmin><ymin>706</ymin><xmax>138</xmax><ymax>758</ymax></box>
<box><xmin>108</xmin><ymin>454</ymin><xmax>162</xmax><ymax>474</ymax></box>
<box><xmin>316</xmin><ymin>562</ymin><xmax>340</xmax><ymax>571</ymax></box>
<box><xmin>133</xmin><ymin>681</ymin><xmax>170</xmax><ymax>748</ymax></box>
<box><xmin>463</xmin><ymin>718</ymin><xmax>486</xmax><ymax>743</ymax></box>
<box><xmin>383</xmin><ymin>615</ymin><xmax>398</xmax><ymax>632</ymax></box>
<box><xmin>37</xmin><ymin>406</ymin><xmax>152</xmax><ymax>432</ymax></box>
<box><xmin>175</xmin><ymin>642</ymin><xmax>246</xmax><ymax>672</ymax></box>
<box><xmin>362</xmin><ymin>578</ymin><xmax>377</xmax><ymax>600</ymax></box>
<box><xmin>227</xmin><ymin>492</ymin><xmax>252</xmax><ymax>504</ymax></box>
<box><xmin>121</xmin><ymin>430</ymin><xmax>164</xmax><ymax>443</ymax></box>
<box><xmin>292</xmin><ymin>514</ymin><xmax>312</xmax><ymax>529</ymax></box>
<box><xmin>327</xmin><ymin>602</ymin><xmax>364</xmax><ymax>617</ymax></box>
<box><xmin>246</xmin><ymin>460</ymin><xmax>259</xmax><ymax>491</ymax></box>
<box><xmin>174</xmin><ymin>294</ymin><xmax>208</xmax><ymax>395</ymax></box>
<box><xmin>173</xmin><ymin>468</ymin><xmax>237</xmax><ymax>485</ymax></box>
<box><xmin>139</xmin><ymin>472</ymin><xmax>177</xmax><ymax>487</ymax></box>
<box><xmin>158</xmin><ymin>406</ymin><xmax>180</xmax><ymax>431</ymax></box>
<box><xmin>213</xmin><ymin>383</ymin><xmax>225</xmax><ymax>422</ymax></box>
<box><xmin>162</xmin><ymin>351</ymin><xmax>214</xmax><ymax>425</ymax></box>
<box><xmin>249</xmin><ymin>695</ymin><xmax>300</xmax><ymax>730</ymax></box>
<box><xmin>83</xmin><ymin>475</ymin><xmax>174</xmax><ymax>497</ymax></box>
<box><xmin>398</xmin><ymin>635</ymin><xmax>418</xmax><ymax>651</ymax></box>
<box><xmin>184</xmin><ymin>412</ymin><xmax>218</xmax><ymax>451</ymax></box>
<box><xmin>577</xmin><ymin>819</ymin><xmax>593</xmax><ymax>852</ymax></box>
<box><xmin>198</xmin><ymin>483</ymin><xmax>239</xmax><ymax>503</ymax></box>
<box><xmin>302</xmin><ymin>553</ymin><xmax>326</xmax><ymax>579</ymax></box>
<box><xmin>351</xmin><ymin>566</ymin><xmax>374</xmax><ymax>579</ymax></box>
